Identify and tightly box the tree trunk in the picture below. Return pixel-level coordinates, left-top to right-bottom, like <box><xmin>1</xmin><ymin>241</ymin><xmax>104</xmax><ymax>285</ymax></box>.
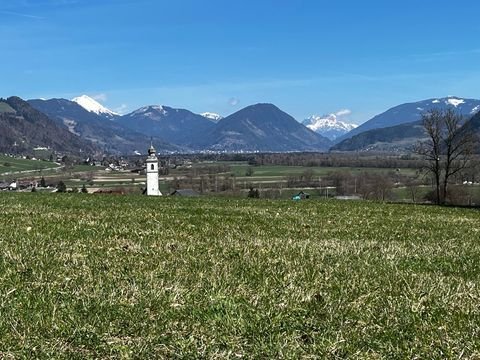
<box><xmin>435</xmin><ymin>160</ymin><xmax>441</xmax><ymax>205</ymax></box>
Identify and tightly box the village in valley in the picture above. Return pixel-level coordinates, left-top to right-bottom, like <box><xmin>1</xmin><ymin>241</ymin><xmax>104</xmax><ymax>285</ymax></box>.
<box><xmin>2</xmin><ymin>145</ymin><xmax>480</xmax><ymax>205</ymax></box>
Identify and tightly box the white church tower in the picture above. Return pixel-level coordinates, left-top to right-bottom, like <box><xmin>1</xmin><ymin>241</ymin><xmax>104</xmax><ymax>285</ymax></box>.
<box><xmin>146</xmin><ymin>144</ymin><xmax>162</xmax><ymax>196</ymax></box>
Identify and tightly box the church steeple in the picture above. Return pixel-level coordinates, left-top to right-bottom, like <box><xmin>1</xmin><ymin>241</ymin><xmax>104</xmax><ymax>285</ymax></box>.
<box><xmin>148</xmin><ymin>143</ymin><xmax>156</xmax><ymax>157</ymax></box>
<box><xmin>145</xmin><ymin>143</ymin><xmax>162</xmax><ymax>196</ymax></box>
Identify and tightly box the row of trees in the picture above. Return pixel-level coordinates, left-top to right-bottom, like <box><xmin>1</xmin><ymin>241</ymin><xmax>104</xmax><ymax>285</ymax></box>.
<box><xmin>54</xmin><ymin>181</ymin><xmax>88</xmax><ymax>193</ymax></box>
<box><xmin>156</xmin><ymin>151</ymin><xmax>429</xmax><ymax>170</ymax></box>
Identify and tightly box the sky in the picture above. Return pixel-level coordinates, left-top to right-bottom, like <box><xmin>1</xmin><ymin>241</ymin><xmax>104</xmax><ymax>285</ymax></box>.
<box><xmin>2</xmin><ymin>0</ymin><xmax>480</xmax><ymax>124</ymax></box>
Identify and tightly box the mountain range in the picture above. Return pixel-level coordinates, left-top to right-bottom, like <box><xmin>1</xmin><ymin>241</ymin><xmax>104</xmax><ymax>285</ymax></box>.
<box><xmin>28</xmin><ymin>98</ymin><xmax>179</xmax><ymax>154</ymax></box>
<box><xmin>1</xmin><ymin>94</ymin><xmax>479</xmax><ymax>156</ymax></box>
<box><xmin>331</xmin><ymin>121</ymin><xmax>426</xmax><ymax>152</ymax></box>
<box><xmin>22</xmin><ymin>95</ymin><xmax>331</xmax><ymax>154</ymax></box>
<box><xmin>333</xmin><ymin>96</ymin><xmax>480</xmax><ymax>152</ymax></box>
<box><xmin>116</xmin><ymin>105</ymin><xmax>216</xmax><ymax>148</ymax></box>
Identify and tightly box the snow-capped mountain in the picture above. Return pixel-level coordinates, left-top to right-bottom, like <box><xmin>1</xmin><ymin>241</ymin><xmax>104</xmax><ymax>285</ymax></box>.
<box><xmin>28</xmin><ymin>97</ymin><xmax>178</xmax><ymax>154</ymax></box>
<box><xmin>302</xmin><ymin>114</ymin><xmax>358</xmax><ymax>140</ymax></box>
<box><xmin>1</xmin><ymin>96</ymin><xmax>97</xmax><ymax>155</ymax></box>
<box><xmin>201</xmin><ymin>112</ymin><xmax>223</xmax><ymax>122</ymax></box>
<box><xmin>332</xmin><ymin>96</ymin><xmax>480</xmax><ymax>152</ymax></box>
<box><xmin>71</xmin><ymin>95</ymin><xmax>118</xmax><ymax>117</ymax></box>
<box><xmin>338</xmin><ymin>96</ymin><xmax>480</xmax><ymax>142</ymax></box>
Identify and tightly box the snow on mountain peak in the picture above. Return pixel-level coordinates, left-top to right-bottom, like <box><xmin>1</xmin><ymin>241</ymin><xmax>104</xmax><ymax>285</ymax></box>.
<box><xmin>445</xmin><ymin>97</ymin><xmax>465</xmax><ymax>107</ymax></box>
<box><xmin>129</xmin><ymin>105</ymin><xmax>169</xmax><ymax>118</ymax></box>
<box><xmin>201</xmin><ymin>112</ymin><xmax>223</xmax><ymax>122</ymax></box>
<box><xmin>151</xmin><ymin>105</ymin><xmax>165</xmax><ymax>112</ymax></box>
<box><xmin>72</xmin><ymin>95</ymin><xmax>118</xmax><ymax>116</ymax></box>
<box><xmin>303</xmin><ymin>113</ymin><xmax>358</xmax><ymax>140</ymax></box>
<box><xmin>304</xmin><ymin>114</ymin><xmax>357</xmax><ymax>132</ymax></box>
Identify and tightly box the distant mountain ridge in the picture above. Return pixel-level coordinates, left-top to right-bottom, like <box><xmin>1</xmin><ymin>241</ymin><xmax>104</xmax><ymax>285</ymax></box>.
<box><xmin>460</xmin><ymin>111</ymin><xmax>480</xmax><ymax>153</ymax></box>
<box><xmin>117</xmin><ymin>105</ymin><xmax>215</xmax><ymax>148</ymax></box>
<box><xmin>10</xmin><ymin>94</ymin><xmax>480</xmax><ymax>155</ymax></box>
<box><xmin>201</xmin><ymin>103</ymin><xmax>331</xmax><ymax>152</ymax></box>
<box><xmin>0</xmin><ymin>97</ymin><xmax>97</xmax><ymax>155</ymax></box>
<box><xmin>333</xmin><ymin>96</ymin><xmax>480</xmax><ymax>152</ymax></box>
<box><xmin>339</xmin><ymin>96</ymin><xmax>480</xmax><ymax>141</ymax></box>
<box><xmin>28</xmin><ymin>98</ymin><xmax>180</xmax><ymax>154</ymax></box>
<box><xmin>302</xmin><ymin>114</ymin><xmax>357</xmax><ymax>140</ymax></box>
<box><xmin>115</xmin><ymin>103</ymin><xmax>331</xmax><ymax>152</ymax></box>
<box><xmin>334</xmin><ymin>110</ymin><xmax>480</xmax><ymax>154</ymax></box>
<box><xmin>331</xmin><ymin>120</ymin><xmax>426</xmax><ymax>152</ymax></box>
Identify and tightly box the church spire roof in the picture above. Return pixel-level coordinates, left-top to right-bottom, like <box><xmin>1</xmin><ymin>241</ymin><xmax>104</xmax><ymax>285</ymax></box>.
<box><xmin>148</xmin><ymin>142</ymin><xmax>156</xmax><ymax>156</ymax></box>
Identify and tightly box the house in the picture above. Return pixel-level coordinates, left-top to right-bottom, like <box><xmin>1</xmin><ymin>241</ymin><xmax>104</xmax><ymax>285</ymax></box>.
<box><xmin>8</xmin><ymin>181</ymin><xmax>17</xmax><ymax>191</ymax></box>
<box><xmin>170</xmin><ymin>189</ymin><xmax>200</xmax><ymax>197</ymax></box>
<box><xmin>292</xmin><ymin>191</ymin><xmax>310</xmax><ymax>200</ymax></box>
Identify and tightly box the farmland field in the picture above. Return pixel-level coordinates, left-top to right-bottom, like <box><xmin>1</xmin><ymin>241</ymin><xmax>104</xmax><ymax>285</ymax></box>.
<box><xmin>228</xmin><ymin>163</ymin><xmax>418</xmax><ymax>178</ymax></box>
<box><xmin>0</xmin><ymin>155</ymin><xmax>59</xmax><ymax>175</ymax></box>
<box><xmin>1</xmin><ymin>194</ymin><xmax>480</xmax><ymax>358</ymax></box>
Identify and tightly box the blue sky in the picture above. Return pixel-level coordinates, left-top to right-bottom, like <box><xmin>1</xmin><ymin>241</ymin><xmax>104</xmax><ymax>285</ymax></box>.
<box><xmin>2</xmin><ymin>0</ymin><xmax>480</xmax><ymax>123</ymax></box>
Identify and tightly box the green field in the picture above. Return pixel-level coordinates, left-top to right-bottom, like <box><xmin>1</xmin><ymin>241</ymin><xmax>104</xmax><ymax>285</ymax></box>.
<box><xmin>197</xmin><ymin>163</ymin><xmax>418</xmax><ymax>178</ymax></box>
<box><xmin>0</xmin><ymin>155</ymin><xmax>59</xmax><ymax>175</ymax></box>
<box><xmin>1</xmin><ymin>194</ymin><xmax>479</xmax><ymax>358</ymax></box>
<box><xmin>0</xmin><ymin>102</ymin><xmax>15</xmax><ymax>113</ymax></box>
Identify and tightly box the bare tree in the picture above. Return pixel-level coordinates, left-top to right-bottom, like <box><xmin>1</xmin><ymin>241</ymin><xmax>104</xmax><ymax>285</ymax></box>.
<box><xmin>405</xmin><ymin>177</ymin><xmax>421</xmax><ymax>204</ymax></box>
<box><xmin>416</xmin><ymin>110</ymin><xmax>442</xmax><ymax>204</ymax></box>
<box><xmin>416</xmin><ymin>109</ymin><xmax>474</xmax><ymax>205</ymax></box>
<box><xmin>375</xmin><ymin>174</ymin><xmax>394</xmax><ymax>201</ymax></box>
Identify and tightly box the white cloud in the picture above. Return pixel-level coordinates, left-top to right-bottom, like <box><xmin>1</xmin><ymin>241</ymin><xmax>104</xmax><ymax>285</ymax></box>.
<box><xmin>335</xmin><ymin>109</ymin><xmax>352</xmax><ymax>117</ymax></box>
<box><xmin>91</xmin><ymin>93</ymin><xmax>108</xmax><ymax>102</ymax></box>
<box><xmin>0</xmin><ymin>10</ymin><xmax>44</xmax><ymax>19</ymax></box>
<box><xmin>114</xmin><ymin>104</ymin><xmax>128</xmax><ymax>114</ymax></box>
<box><xmin>228</xmin><ymin>97</ymin><xmax>239</xmax><ymax>106</ymax></box>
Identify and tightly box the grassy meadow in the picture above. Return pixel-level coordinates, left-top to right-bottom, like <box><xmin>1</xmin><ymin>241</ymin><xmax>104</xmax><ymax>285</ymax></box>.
<box><xmin>1</xmin><ymin>193</ymin><xmax>480</xmax><ymax>358</ymax></box>
<box><xmin>0</xmin><ymin>102</ymin><xmax>16</xmax><ymax>114</ymax></box>
<box><xmin>228</xmin><ymin>163</ymin><xmax>418</xmax><ymax>178</ymax></box>
<box><xmin>0</xmin><ymin>155</ymin><xmax>58</xmax><ymax>175</ymax></box>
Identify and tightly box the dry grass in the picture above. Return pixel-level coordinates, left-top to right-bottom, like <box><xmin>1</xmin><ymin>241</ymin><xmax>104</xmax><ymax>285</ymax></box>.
<box><xmin>0</xmin><ymin>193</ymin><xmax>479</xmax><ymax>358</ymax></box>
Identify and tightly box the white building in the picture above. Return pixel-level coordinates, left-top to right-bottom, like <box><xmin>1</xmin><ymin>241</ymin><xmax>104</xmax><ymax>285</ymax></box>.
<box><xmin>9</xmin><ymin>181</ymin><xmax>17</xmax><ymax>191</ymax></box>
<box><xmin>146</xmin><ymin>144</ymin><xmax>162</xmax><ymax>196</ymax></box>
